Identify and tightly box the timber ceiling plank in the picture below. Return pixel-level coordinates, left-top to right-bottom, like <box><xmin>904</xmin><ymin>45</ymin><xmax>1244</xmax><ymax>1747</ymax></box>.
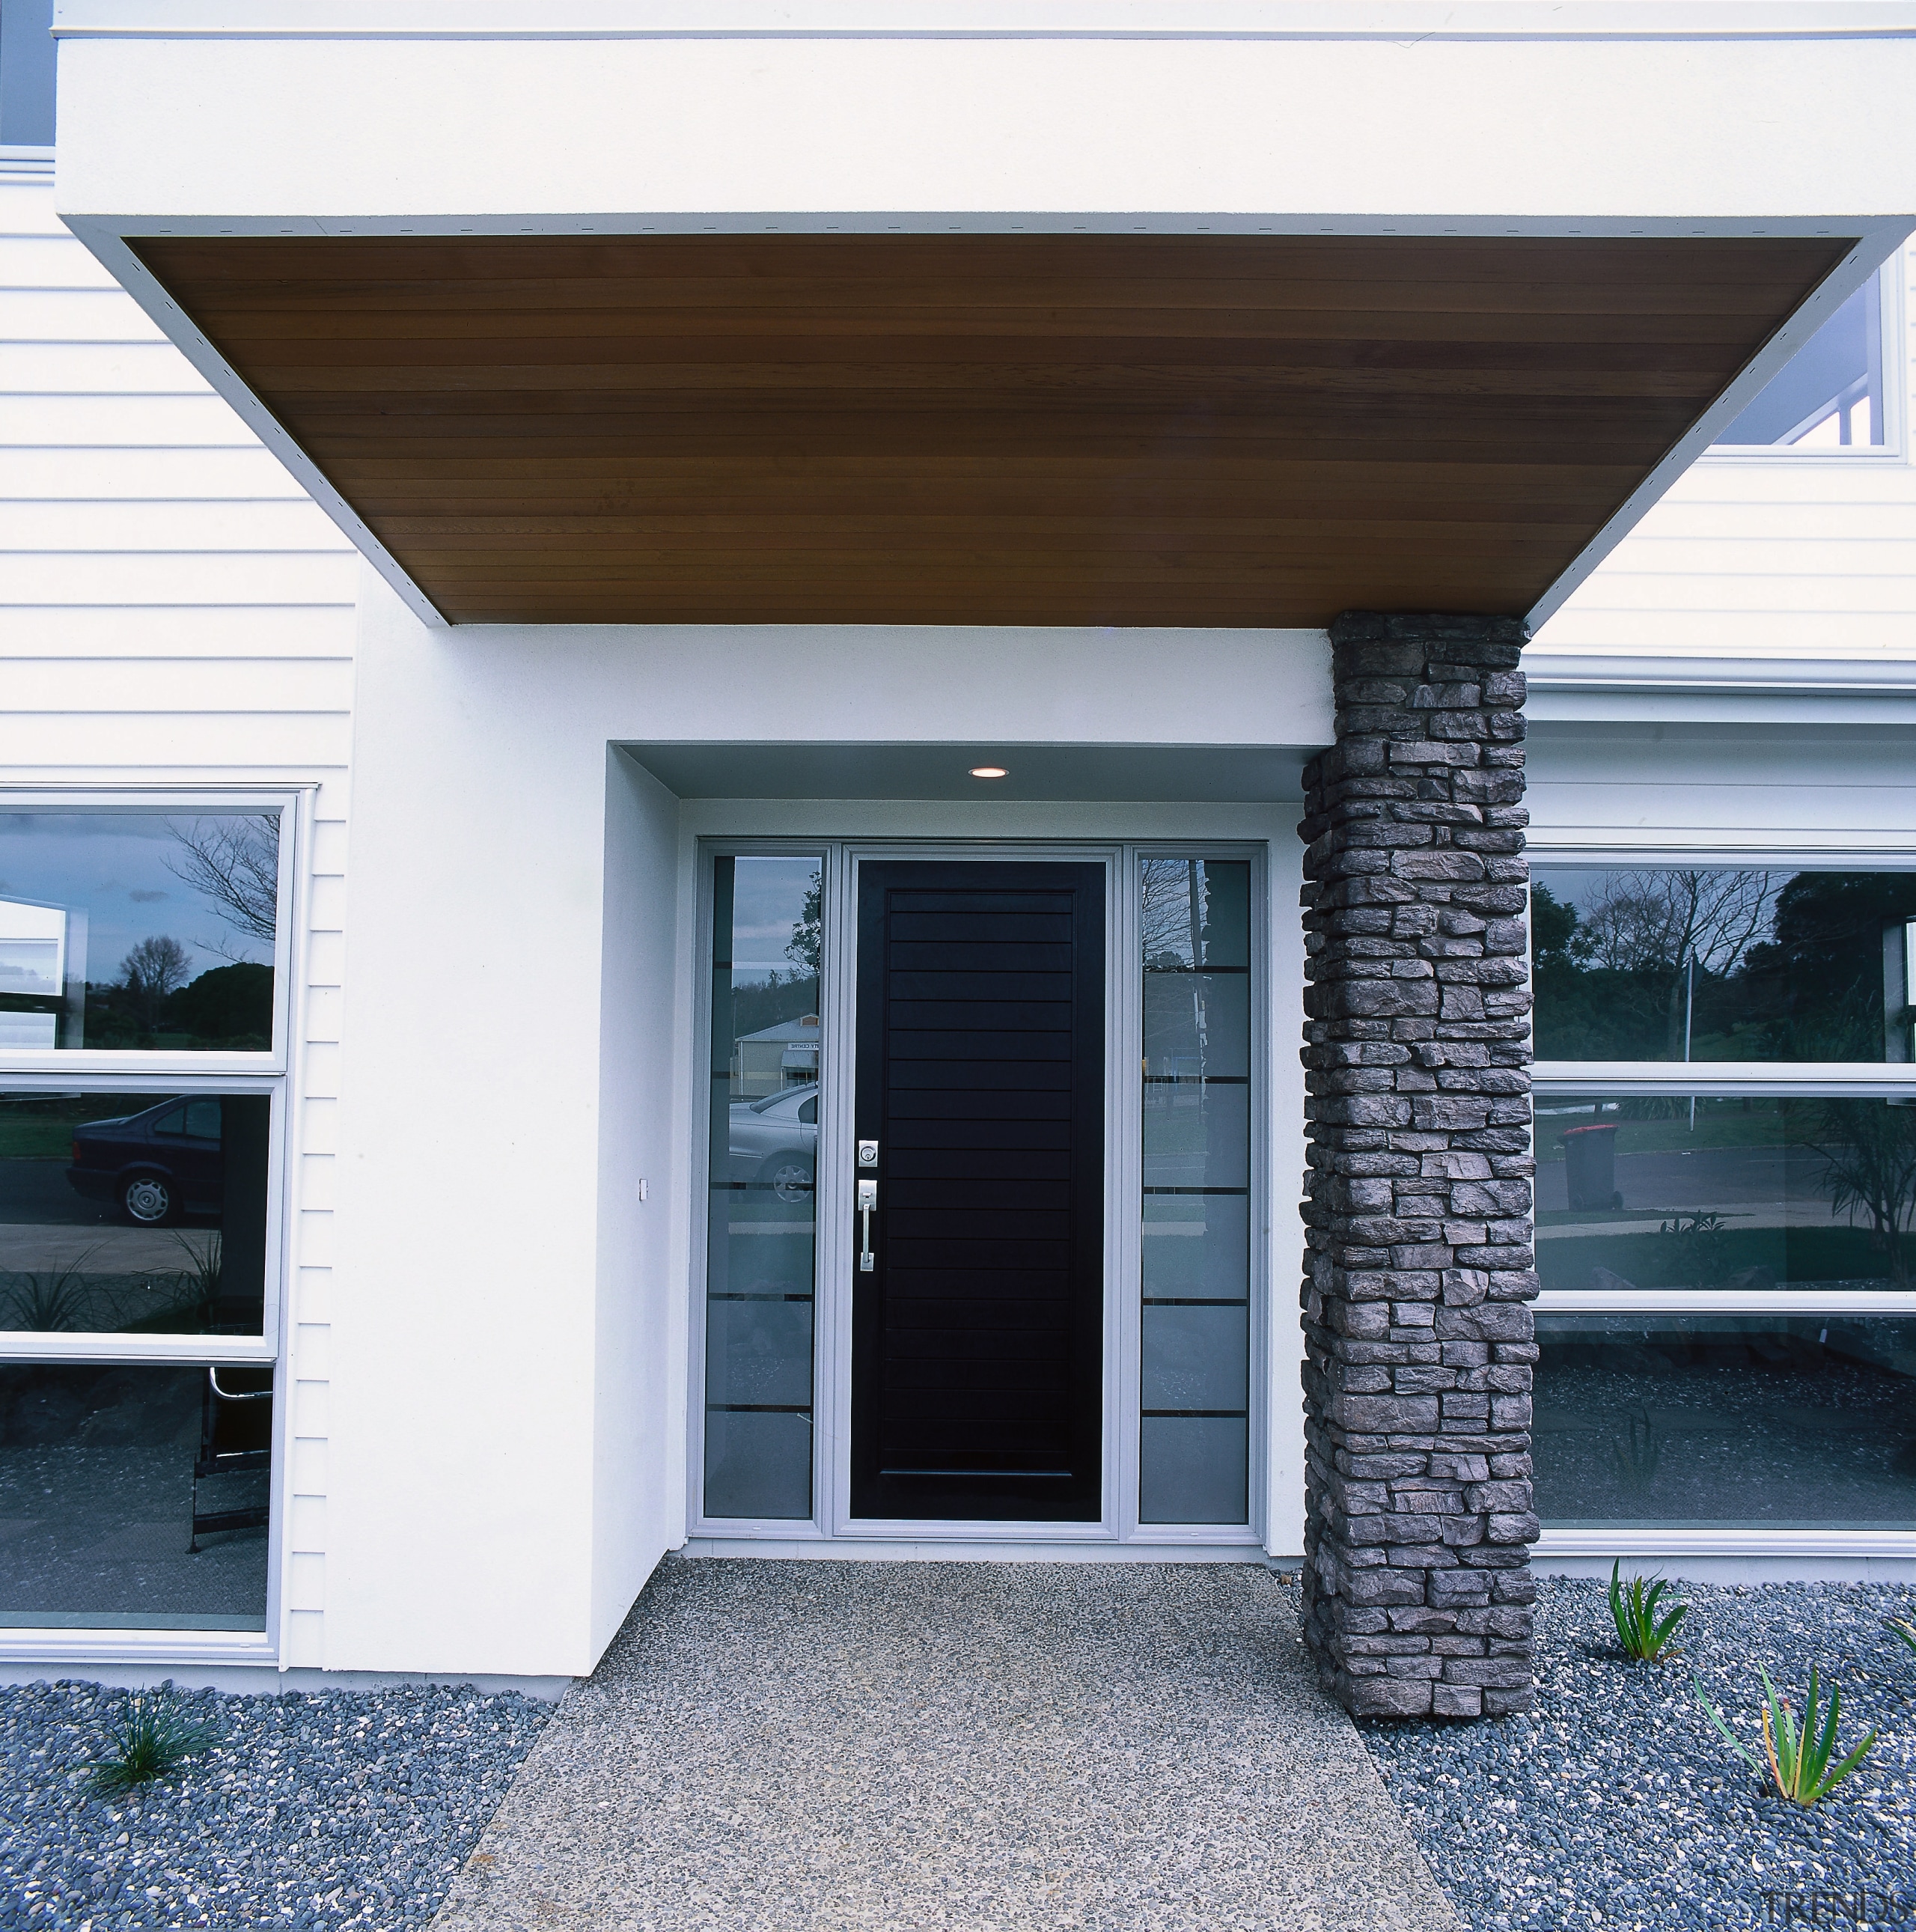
<box><xmin>132</xmin><ymin>233</ymin><xmax>1845</xmax><ymax>627</ymax></box>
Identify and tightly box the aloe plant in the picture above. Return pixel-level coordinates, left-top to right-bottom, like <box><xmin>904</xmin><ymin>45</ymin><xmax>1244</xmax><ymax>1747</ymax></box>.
<box><xmin>1608</xmin><ymin>1559</ymin><xmax>1686</xmax><ymax>1661</ymax></box>
<box><xmin>1694</xmin><ymin>1666</ymin><xmax>1876</xmax><ymax>1806</ymax></box>
<box><xmin>1887</xmin><ymin>1616</ymin><xmax>1916</xmax><ymax>1659</ymax></box>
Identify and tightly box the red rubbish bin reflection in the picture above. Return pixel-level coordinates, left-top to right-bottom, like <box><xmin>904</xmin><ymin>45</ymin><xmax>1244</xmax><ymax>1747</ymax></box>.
<box><xmin>1559</xmin><ymin>1123</ymin><xmax>1622</xmax><ymax>1210</ymax></box>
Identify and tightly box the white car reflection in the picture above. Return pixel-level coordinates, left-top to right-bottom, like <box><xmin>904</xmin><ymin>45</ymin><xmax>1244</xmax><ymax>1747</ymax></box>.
<box><xmin>728</xmin><ymin>1084</ymin><xmax>817</xmax><ymax>1202</ymax></box>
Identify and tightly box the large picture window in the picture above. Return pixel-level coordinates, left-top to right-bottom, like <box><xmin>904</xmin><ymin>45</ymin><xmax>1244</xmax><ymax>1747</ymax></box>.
<box><xmin>0</xmin><ymin>796</ymin><xmax>291</xmax><ymax>1639</ymax></box>
<box><xmin>1531</xmin><ymin>853</ymin><xmax>1916</xmax><ymax>1549</ymax></box>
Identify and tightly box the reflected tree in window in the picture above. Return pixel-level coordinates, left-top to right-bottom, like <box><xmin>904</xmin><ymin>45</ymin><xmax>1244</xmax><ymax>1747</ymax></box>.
<box><xmin>1802</xmin><ymin>1099</ymin><xmax>1916</xmax><ymax>1288</ymax></box>
<box><xmin>1533</xmin><ymin>870</ymin><xmax>1776</xmax><ymax>1058</ymax></box>
<box><xmin>165</xmin><ymin>815</ymin><xmax>278</xmax><ymax>951</ymax></box>
<box><xmin>1533</xmin><ymin>868</ymin><xmax>1916</xmax><ymax>1064</ymax></box>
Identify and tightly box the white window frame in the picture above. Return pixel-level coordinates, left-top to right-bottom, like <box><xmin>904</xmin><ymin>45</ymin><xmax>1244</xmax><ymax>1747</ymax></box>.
<box><xmin>0</xmin><ymin>788</ymin><xmax>302</xmax><ymax>1658</ymax></box>
<box><xmin>685</xmin><ymin>835</ymin><xmax>1269</xmax><ymax>1550</ymax></box>
<box><xmin>1701</xmin><ymin>249</ymin><xmax>1908</xmax><ymax>463</ymax></box>
<box><xmin>1530</xmin><ymin>842</ymin><xmax>1916</xmax><ymax>1561</ymax></box>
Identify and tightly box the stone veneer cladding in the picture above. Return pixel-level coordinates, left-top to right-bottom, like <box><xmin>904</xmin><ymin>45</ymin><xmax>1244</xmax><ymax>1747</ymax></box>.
<box><xmin>1299</xmin><ymin>612</ymin><xmax>1540</xmax><ymax>1719</ymax></box>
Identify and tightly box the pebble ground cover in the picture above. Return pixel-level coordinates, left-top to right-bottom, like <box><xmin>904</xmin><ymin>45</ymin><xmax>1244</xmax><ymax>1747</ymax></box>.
<box><xmin>0</xmin><ymin>1679</ymin><xmax>549</xmax><ymax>1931</ymax></box>
<box><xmin>1361</xmin><ymin>1578</ymin><xmax>1916</xmax><ymax>1932</ymax></box>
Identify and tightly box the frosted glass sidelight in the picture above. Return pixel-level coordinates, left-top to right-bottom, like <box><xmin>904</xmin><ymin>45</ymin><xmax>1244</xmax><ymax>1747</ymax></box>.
<box><xmin>1142</xmin><ymin>1192</ymin><xmax>1249</xmax><ymax>1299</ymax></box>
<box><xmin>1138</xmin><ymin>858</ymin><xmax>1252</xmax><ymax>1526</ymax></box>
<box><xmin>1139</xmin><ymin>1417</ymin><xmax>1248</xmax><ymax>1526</ymax></box>
<box><xmin>701</xmin><ymin>855</ymin><xmax>823</xmax><ymax>1521</ymax></box>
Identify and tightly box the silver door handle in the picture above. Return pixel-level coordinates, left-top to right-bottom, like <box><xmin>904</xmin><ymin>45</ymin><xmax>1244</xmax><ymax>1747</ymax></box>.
<box><xmin>857</xmin><ymin>1177</ymin><xmax>877</xmax><ymax>1273</ymax></box>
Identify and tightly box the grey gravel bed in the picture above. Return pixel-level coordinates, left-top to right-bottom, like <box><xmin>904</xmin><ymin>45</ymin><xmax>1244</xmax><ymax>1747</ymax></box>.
<box><xmin>1358</xmin><ymin>1577</ymin><xmax>1916</xmax><ymax>1932</ymax></box>
<box><xmin>0</xmin><ymin>1679</ymin><xmax>549</xmax><ymax>1932</ymax></box>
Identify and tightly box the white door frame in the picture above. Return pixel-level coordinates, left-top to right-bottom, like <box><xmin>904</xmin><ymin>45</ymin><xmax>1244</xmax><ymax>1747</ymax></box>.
<box><xmin>683</xmin><ymin>811</ymin><xmax>1279</xmax><ymax>1555</ymax></box>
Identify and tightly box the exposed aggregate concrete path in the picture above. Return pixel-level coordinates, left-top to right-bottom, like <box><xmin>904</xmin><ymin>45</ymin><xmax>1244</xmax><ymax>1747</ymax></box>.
<box><xmin>431</xmin><ymin>1557</ymin><xmax>1459</xmax><ymax>1932</ymax></box>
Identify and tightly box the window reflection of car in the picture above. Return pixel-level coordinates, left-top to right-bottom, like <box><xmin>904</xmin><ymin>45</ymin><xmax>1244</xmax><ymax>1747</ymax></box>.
<box><xmin>729</xmin><ymin>1085</ymin><xmax>817</xmax><ymax>1202</ymax></box>
<box><xmin>66</xmin><ymin>1095</ymin><xmax>222</xmax><ymax>1225</ymax></box>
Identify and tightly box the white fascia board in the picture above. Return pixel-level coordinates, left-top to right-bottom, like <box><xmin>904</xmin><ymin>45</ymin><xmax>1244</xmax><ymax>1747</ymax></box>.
<box><xmin>45</xmin><ymin>3</ymin><xmax>1916</xmax><ymax>40</ymax></box>
<box><xmin>47</xmin><ymin>21</ymin><xmax>1916</xmax><ymax>630</ymax></box>
<box><xmin>50</xmin><ymin>35</ymin><xmax>1916</xmax><ymax>223</ymax></box>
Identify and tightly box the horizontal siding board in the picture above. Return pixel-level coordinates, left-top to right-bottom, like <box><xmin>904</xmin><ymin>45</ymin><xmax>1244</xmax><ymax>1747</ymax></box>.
<box><xmin>0</xmin><ymin>499</ymin><xmax>353</xmax><ymax>551</ymax></box>
<box><xmin>0</xmin><ymin>713</ymin><xmax>354</xmax><ymax>765</ymax></box>
<box><xmin>5</xmin><ymin>606</ymin><xmax>356</xmax><ymax>654</ymax></box>
<box><xmin>4</xmin><ymin>657</ymin><xmax>354</xmax><ymax>710</ymax></box>
<box><xmin>0</xmin><ymin>288</ymin><xmax>171</xmax><ymax>341</ymax></box>
<box><xmin>0</xmin><ymin>341</ymin><xmax>217</xmax><ymax>394</ymax></box>
<box><xmin>7</xmin><ymin>394</ymin><xmax>267</xmax><ymax>445</ymax></box>
<box><xmin>0</xmin><ymin>447</ymin><xmax>317</xmax><ymax>499</ymax></box>
<box><xmin>3</xmin><ymin>552</ymin><xmax>360</xmax><ymax>603</ymax></box>
<box><xmin>0</xmin><ymin>237</ymin><xmax>122</xmax><ymax>289</ymax></box>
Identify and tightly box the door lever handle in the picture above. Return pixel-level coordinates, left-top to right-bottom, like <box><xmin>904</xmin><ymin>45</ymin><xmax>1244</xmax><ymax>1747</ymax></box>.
<box><xmin>857</xmin><ymin>1177</ymin><xmax>878</xmax><ymax>1273</ymax></box>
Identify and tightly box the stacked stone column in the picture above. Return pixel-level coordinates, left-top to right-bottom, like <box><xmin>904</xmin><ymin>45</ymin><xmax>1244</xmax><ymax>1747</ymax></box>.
<box><xmin>1299</xmin><ymin>611</ymin><xmax>1540</xmax><ymax>1719</ymax></box>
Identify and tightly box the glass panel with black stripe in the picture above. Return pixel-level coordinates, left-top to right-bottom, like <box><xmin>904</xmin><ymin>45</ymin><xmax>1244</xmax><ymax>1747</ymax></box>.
<box><xmin>702</xmin><ymin>856</ymin><xmax>823</xmax><ymax>1520</ymax></box>
<box><xmin>1139</xmin><ymin>858</ymin><xmax>1251</xmax><ymax>1524</ymax></box>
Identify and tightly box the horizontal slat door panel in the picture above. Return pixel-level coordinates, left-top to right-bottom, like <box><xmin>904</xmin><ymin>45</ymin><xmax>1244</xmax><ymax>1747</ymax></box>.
<box><xmin>853</xmin><ymin>859</ymin><xmax>1104</xmax><ymax>1521</ymax></box>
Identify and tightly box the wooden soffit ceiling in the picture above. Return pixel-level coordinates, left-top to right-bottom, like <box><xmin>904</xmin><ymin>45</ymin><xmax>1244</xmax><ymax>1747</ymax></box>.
<box><xmin>132</xmin><ymin>234</ymin><xmax>1846</xmax><ymax>628</ymax></box>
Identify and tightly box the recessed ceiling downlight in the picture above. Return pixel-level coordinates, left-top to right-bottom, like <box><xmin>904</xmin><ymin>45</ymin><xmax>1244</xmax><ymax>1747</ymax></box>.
<box><xmin>970</xmin><ymin>766</ymin><xmax>1009</xmax><ymax>779</ymax></box>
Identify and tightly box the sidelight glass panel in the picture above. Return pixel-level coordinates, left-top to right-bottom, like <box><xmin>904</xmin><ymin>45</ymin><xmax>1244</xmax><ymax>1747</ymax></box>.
<box><xmin>0</xmin><ymin>810</ymin><xmax>280</xmax><ymax>1051</ymax></box>
<box><xmin>1534</xmin><ymin>1312</ymin><xmax>1916</xmax><ymax>1529</ymax></box>
<box><xmin>0</xmin><ymin>1088</ymin><xmax>271</xmax><ymax>1335</ymax></box>
<box><xmin>702</xmin><ymin>856</ymin><xmax>822</xmax><ymax>1520</ymax></box>
<box><xmin>0</xmin><ymin>1361</ymin><xmax>272</xmax><ymax>1629</ymax></box>
<box><xmin>1139</xmin><ymin>857</ymin><xmax>1251</xmax><ymax>1525</ymax></box>
<box><xmin>1538</xmin><ymin>1093</ymin><xmax>1916</xmax><ymax>1293</ymax></box>
<box><xmin>1531</xmin><ymin>866</ymin><xmax>1916</xmax><ymax>1064</ymax></box>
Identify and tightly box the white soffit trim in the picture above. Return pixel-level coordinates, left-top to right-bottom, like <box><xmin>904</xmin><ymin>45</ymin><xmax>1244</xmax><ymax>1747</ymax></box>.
<box><xmin>46</xmin><ymin>2</ymin><xmax>1916</xmax><ymax>38</ymax></box>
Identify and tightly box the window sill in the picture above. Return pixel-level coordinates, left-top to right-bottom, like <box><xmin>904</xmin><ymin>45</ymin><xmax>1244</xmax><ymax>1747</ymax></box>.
<box><xmin>1534</xmin><ymin>1062</ymin><xmax>1916</xmax><ymax>1095</ymax></box>
<box><xmin>1537</xmin><ymin>1288</ymin><xmax>1916</xmax><ymax>1315</ymax></box>
<box><xmin>0</xmin><ymin>1627</ymin><xmax>275</xmax><ymax>1668</ymax></box>
<box><xmin>1537</xmin><ymin>1527</ymin><xmax>1916</xmax><ymax>1558</ymax></box>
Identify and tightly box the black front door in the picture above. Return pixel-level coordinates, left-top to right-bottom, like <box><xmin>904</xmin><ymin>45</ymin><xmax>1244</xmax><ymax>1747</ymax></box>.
<box><xmin>851</xmin><ymin>861</ymin><xmax>1104</xmax><ymax>1521</ymax></box>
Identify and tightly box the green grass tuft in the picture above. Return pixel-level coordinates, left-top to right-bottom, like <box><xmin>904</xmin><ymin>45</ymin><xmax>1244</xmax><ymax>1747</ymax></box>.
<box><xmin>86</xmin><ymin>1689</ymin><xmax>222</xmax><ymax>1795</ymax></box>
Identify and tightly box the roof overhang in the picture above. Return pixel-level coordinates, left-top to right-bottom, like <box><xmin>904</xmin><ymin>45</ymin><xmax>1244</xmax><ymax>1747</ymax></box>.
<box><xmin>50</xmin><ymin>3</ymin><xmax>1916</xmax><ymax>630</ymax></box>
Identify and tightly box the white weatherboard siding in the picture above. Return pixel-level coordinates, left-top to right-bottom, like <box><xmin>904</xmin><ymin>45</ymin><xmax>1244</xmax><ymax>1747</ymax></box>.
<box><xmin>1534</xmin><ymin>243</ymin><xmax>1916</xmax><ymax>664</ymax></box>
<box><xmin>0</xmin><ymin>156</ymin><xmax>356</xmax><ymax>1671</ymax></box>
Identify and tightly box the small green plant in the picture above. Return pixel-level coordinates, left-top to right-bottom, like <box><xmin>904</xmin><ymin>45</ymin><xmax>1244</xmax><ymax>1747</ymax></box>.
<box><xmin>1886</xmin><ymin>1616</ymin><xmax>1916</xmax><ymax>1659</ymax></box>
<box><xmin>1606</xmin><ymin>1410</ymin><xmax>1662</xmax><ymax>1491</ymax></box>
<box><xmin>86</xmin><ymin>1689</ymin><xmax>222</xmax><ymax>1795</ymax></box>
<box><xmin>1656</xmin><ymin>1210</ymin><xmax>1729</xmax><ymax>1289</ymax></box>
<box><xmin>1608</xmin><ymin>1560</ymin><xmax>1687</xmax><ymax>1661</ymax></box>
<box><xmin>1694</xmin><ymin>1666</ymin><xmax>1876</xmax><ymax>1806</ymax></box>
<box><xmin>1</xmin><ymin>1249</ymin><xmax>97</xmax><ymax>1332</ymax></box>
